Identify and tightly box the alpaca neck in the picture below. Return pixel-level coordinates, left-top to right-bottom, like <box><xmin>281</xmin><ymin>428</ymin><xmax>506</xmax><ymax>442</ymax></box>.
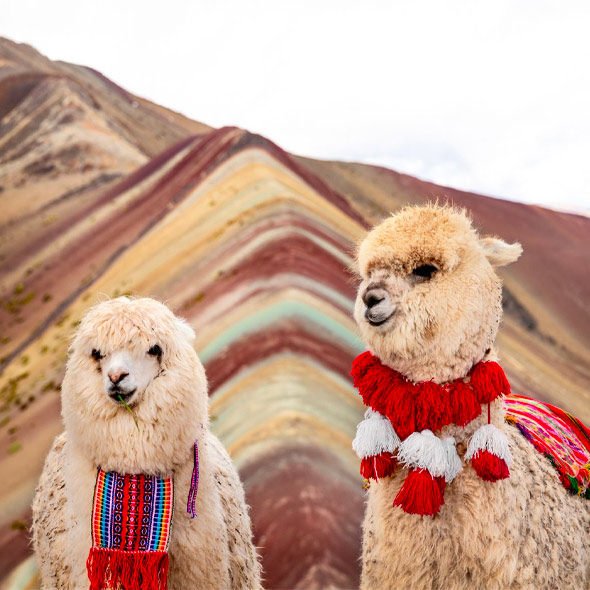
<box><xmin>379</xmin><ymin>347</ymin><xmax>497</xmax><ymax>385</ymax></box>
<box><xmin>67</xmin><ymin>406</ymin><xmax>203</xmax><ymax>476</ymax></box>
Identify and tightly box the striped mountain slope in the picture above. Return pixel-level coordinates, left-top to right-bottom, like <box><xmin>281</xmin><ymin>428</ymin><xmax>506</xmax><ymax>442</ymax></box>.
<box><xmin>0</xmin><ymin>38</ymin><xmax>589</xmax><ymax>589</ymax></box>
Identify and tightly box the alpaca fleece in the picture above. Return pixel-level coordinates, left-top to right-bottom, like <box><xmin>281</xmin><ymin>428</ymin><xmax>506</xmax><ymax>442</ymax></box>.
<box><xmin>31</xmin><ymin>297</ymin><xmax>262</xmax><ymax>590</ymax></box>
<box><xmin>353</xmin><ymin>205</ymin><xmax>590</xmax><ymax>589</ymax></box>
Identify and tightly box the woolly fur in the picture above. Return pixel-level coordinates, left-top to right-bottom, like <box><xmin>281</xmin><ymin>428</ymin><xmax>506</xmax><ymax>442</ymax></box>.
<box><xmin>354</xmin><ymin>204</ymin><xmax>510</xmax><ymax>383</ymax></box>
<box><xmin>354</xmin><ymin>205</ymin><xmax>590</xmax><ymax>589</ymax></box>
<box><xmin>31</xmin><ymin>297</ymin><xmax>262</xmax><ymax>590</ymax></box>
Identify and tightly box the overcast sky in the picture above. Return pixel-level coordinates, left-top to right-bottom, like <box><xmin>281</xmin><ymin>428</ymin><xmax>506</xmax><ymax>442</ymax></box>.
<box><xmin>4</xmin><ymin>0</ymin><xmax>590</xmax><ymax>211</ymax></box>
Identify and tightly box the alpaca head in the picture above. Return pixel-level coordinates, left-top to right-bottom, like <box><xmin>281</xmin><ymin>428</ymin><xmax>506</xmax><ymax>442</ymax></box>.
<box><xmin>354</xmin><ymin>204</ymin><xmax>522</xmax><ymax>383</ymax></box>
<box><xmin>62</xmin><ymin>297</ymin><xmax>207</xmax><ymax>474</ymax></box>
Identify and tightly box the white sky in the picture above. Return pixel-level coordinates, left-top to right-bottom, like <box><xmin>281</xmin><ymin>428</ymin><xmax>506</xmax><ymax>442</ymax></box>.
<box><xmin>4</xmin><ymin>0</ymin><xmax>590</xmax><ymax>210</ymax></box>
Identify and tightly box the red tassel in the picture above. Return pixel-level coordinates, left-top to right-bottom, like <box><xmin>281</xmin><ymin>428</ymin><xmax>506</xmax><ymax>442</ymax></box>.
<box><xmin>351</xmin><ymin>352</ymin><xmax>406</xmax><ymax>415</ymax></box>
<box><xmin>351</xmin><ymin>352</ymin><xmax>415</xmax><ymax>438</ymax></box>
<box><xmin>470</xmin><ymin>361</ymin><xmax>510</xmax><ymax>404</ymax></box>
<box><xmin>471</xmin><ymin>450</ymin><xmax>510</xmax><ymax>481</ymax></box>
<box><xmin>360</xmin><ymin>452</ymin><xmax>397</xmax><ymax>480</ymax></box>
<box><xmin>87</xmin><ymin>547</ymin><xmax>169</xmax><ymax>590</ymax></box>
<box><xmin>387</xmin><ymin>383</ymin><xmax>416</xmax><ymax>440</ymax></box>
<box><xmin>415</xmin><ymin>381</ymin><xmax>452</xmax><ymax>432</ymax></box>
<box><xmin>393</xmin><ymin>468</ymin><xmax>446</xmax><ymax>516</ymax></box>
<box><xmin>448</xmin><ymin>381</ymin><xmax>482</xmax><ymax>426</ymax></box>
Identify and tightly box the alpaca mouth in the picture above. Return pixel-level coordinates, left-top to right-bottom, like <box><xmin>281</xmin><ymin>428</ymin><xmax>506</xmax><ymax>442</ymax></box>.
<box><xmin>109</xmin><ymin>389</ymin><xmax>136</xmax><ymax>403</ymax></box>
<box><xmin>366</xmin><ymin>312</ymin><xmax>394</xmax><ymax>327</ymax></box>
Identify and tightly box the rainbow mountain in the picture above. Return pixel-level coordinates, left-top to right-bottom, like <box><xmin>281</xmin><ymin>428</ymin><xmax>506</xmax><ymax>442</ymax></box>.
<box><xmin>0</xmin><ymin>37</ymin><xmax>588</xmax><ymax>589</ymax></box>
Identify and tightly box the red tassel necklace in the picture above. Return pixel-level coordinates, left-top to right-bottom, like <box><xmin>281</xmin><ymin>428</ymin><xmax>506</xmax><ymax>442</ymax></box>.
<box><xmin>351</xmin><ymin>351</ymin><xmax>512</xmax><ymax>516</ymax></box>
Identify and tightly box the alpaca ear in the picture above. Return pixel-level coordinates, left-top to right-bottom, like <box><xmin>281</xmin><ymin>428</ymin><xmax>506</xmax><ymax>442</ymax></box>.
<box><xmin>177</xmin><ymin>318</ymin><xmax>196</xmax><ymax>342</ymax></box>
<box><xmin>480</xmin><ymin>237</ymin><xmax>522</xmax><ymax>267</ymax></box>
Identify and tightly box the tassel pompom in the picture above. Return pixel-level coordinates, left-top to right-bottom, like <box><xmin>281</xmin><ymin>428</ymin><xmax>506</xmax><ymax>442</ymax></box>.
<box><xmin>397</xmin><ymin>430</ymin><xmax>447</xmax><ymax>476</ymax></box>
<box><xmin>414</xmin><ymin>382</ymin><xmax>452</xmax><ymax>432</ymax></box>
<box><xmin>470</xmin><ymin>361</ymin><xmax>510</xmax><ymax>404</ymax></box>
<box><xmin>465</xmin><ymin>424</ymin><xmax>513</xmax><ymax>465</ymax></box>
<box><xmin>448</xmin><ymin>381</ymin><xmax>482</xmax><ymax>426</ymax></box>
<box><xmin>471</xmin><ymin>450</ymin><xmax>510</xmax><ymax>481</ymax></box>
<box><xmin>352</xmin><ymin>408</ymin><xmax>401</xmax><ymax>459</ymax></box>
<box><xmin>394</xmin><ymin>431</ymin><xmax>448</xmax><ymax>516</ymax></box>
<box><xmin>351</xmin><ymin>352</ymin><xmax>405</xmax><ymax>414</ymax></box>
<box><xmin>354</xmin><ymin>408</ymin><xmax>399</xmax><ymax>480</ymax></box>
<box><xmin>360</xmin><ymin>452</ymin><xmax>397</xmax><ymax>480</ymax></box>
<box><xmin>387</xmin><ymin>384</ymin><xmax>416</xmax><ymax>440</ymax></box>
<box><xmin>350</xmin><ymin>352</ymin><xmax>415</xmax><ymax>438</ymax></box>
<box><xmin>350</xmin><ymin>350</ymin><xmax>380</xmax><ymax>383</ymax></box>
<box><xmin>441</xmin><ymin>437</ymin><xmax>463</xmax><ymax>483</ymax></box>
<box><xmin>393</xmin><ymin>468</ymin><xmax>446</xmax><ymax>516</ymax></box>
<box><xmin>466</xmin><ymin>423</ymin><xmax>512</xmax><ymax>482</ymax></box>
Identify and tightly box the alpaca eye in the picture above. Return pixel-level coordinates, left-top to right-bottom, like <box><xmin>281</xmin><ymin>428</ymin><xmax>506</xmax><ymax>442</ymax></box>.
<box><xmin>148</xmin><ymin>345</ymin><xmax>162</xmax><ymax>357</ymax></box>
<box><xmin>412</xmin><ymin>264</ymin><xmax>438</xmax><ymax>279</ymax></box>
<box><xmin>91</xmin><ymin>349</ymin><xmax>104</xmax><ymax>361</ymax></box>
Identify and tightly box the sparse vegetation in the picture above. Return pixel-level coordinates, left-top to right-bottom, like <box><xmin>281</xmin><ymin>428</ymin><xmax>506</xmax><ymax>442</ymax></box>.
<box><xmin>187</xmin><ymin>292</ymin><xmax>206</xmax><ymax>308</ymax></box>
<box><xmin>11</xmin><ymin>520</ymin><xmax>28</xmax><ymax>531</ymax></box>
<box><xmin>55</xmin><ymin>313</ymin><xmax>71</xmax><ymax>327</ymax></box>
<box><xmin>8</xmin><ymin>441</ymin><xmax>21</xmax><ymax>454</ymax></box>
<box><xmin>1</xmin><ymin>372</ymin><xmax>29</xmax><ymax>405</ymax></box>
<box><xmin>42</xmin><ymin>380</ymin><xmax>59</xmax><ymax>393</ymax></box>
<box><xmin>42</xmin><ymin>214</ymin><xmax>58</xmax><ymax>225</ymax></box>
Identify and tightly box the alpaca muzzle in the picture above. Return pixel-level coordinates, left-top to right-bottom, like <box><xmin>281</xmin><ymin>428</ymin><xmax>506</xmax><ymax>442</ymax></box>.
<box><xmin>363</xmin><ymin>287</ymin><xmax>395</xmax><ymax>325</ymax></box>
<box><xmin>108</xmin><ymin>387</ymin><xmax>136</xmax><ymax>403</ymax></box>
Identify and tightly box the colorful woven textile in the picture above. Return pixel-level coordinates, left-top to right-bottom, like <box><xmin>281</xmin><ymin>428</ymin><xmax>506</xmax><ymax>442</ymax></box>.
<box><xmin>505</xmin><ymin>395</ymin><xmax>590</xmax><ymax>498</ymax></box>
<box><xmin>87</xmin><ymin>469</ymin><xmax>174</xmax><ymax>590</ymax></box>
<box><xmin>91</xmin><ymin>470</ymin><xmax>174</xmax><ymax>551</ymax></box>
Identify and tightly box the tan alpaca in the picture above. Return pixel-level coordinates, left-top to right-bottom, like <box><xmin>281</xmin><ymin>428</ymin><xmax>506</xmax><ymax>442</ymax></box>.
<box><xmin>31</xmin><ymin>297</ymin><xmax>262</xmax><ymax>590</ymax></box>
<box><xmin>353</xmin><ymin>205</ymin><xmax>590</xmax><ymax>590</ymax></box>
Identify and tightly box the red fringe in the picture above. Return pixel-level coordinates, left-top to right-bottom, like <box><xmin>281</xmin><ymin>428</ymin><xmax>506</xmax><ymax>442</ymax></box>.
<box><xmin>351</xmin><ymin>353</ymin><xmax>510</xmax><ymax>438</ymax></box>
<box><xmin>360</xmin><ymin>452</ymin><xmax>397</xmax><ymax>480</ymax></box>
<box><xmin>86</xmin><ymin>547</ymin><xmax>169</xmax><ymax>590</ymax></box>
<box><xmin>470</xmin><ymin>361</ymin><xmax>510</xmax><ymax>404</ymax></box>
<box><xmin>471</xmin><ymin>450</ymin><xmax>510</xmax><ymax>482</ymax></box>
<box><xmin>393</xmin><ymin>468</ymin><xmax>446</xmax><ymax>516</ymax></box>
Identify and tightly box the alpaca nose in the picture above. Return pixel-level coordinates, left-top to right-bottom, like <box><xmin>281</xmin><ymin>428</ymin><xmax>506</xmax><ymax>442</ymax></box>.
<box><xmin>363</xmin><ymin>287</ymin><xmax>388</xmax><ymax>309</ymax></box>
<box><xmin>108</xmin><ymin>370</ymin><xmax>129</xmax><ymax>385</ymax></box>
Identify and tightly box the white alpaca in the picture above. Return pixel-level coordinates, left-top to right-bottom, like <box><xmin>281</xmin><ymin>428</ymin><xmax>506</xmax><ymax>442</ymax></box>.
<box><xmin>31</xmin><ymin>297</ymin><xmax>262</xmax><ymax>590</ymax></box>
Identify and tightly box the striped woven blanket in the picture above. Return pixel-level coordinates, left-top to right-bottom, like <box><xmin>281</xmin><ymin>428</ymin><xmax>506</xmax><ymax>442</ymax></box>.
<box><xmin>505</xmin><ymin>395</ymin><xmax>590</xmax><ymax>499</ymax></box>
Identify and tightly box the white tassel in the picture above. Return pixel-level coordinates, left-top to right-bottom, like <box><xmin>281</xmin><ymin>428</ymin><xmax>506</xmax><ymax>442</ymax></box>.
<box><xmin>465</xmin><ymin>423</ymin><xmax>513</xmax><ymax>466</ymax></box>
<box><xmin>397</xmin><ymin>430</ymin><xmax>447</xmax><ymax>477</ymax></box>
<box><xmin>352</xmin><ymin>408</ymin><xmax>400</xmax><ymax>459</ymax></box>
<box><xmin>441</xmin><ymin>437</ymin><xmax>462</xmax><ymax>482</ymax></box>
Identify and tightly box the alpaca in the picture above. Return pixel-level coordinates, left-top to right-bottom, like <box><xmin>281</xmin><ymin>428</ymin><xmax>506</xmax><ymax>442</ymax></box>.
<box><xmin>31</xmin><ymin>297</ymin><xmax>262</xmax><ymax>590</ymax></box>
<box><xmin>351</xmin><ymin>205</ymin><xmax>590</xmax><ymax>590</ymax></box>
